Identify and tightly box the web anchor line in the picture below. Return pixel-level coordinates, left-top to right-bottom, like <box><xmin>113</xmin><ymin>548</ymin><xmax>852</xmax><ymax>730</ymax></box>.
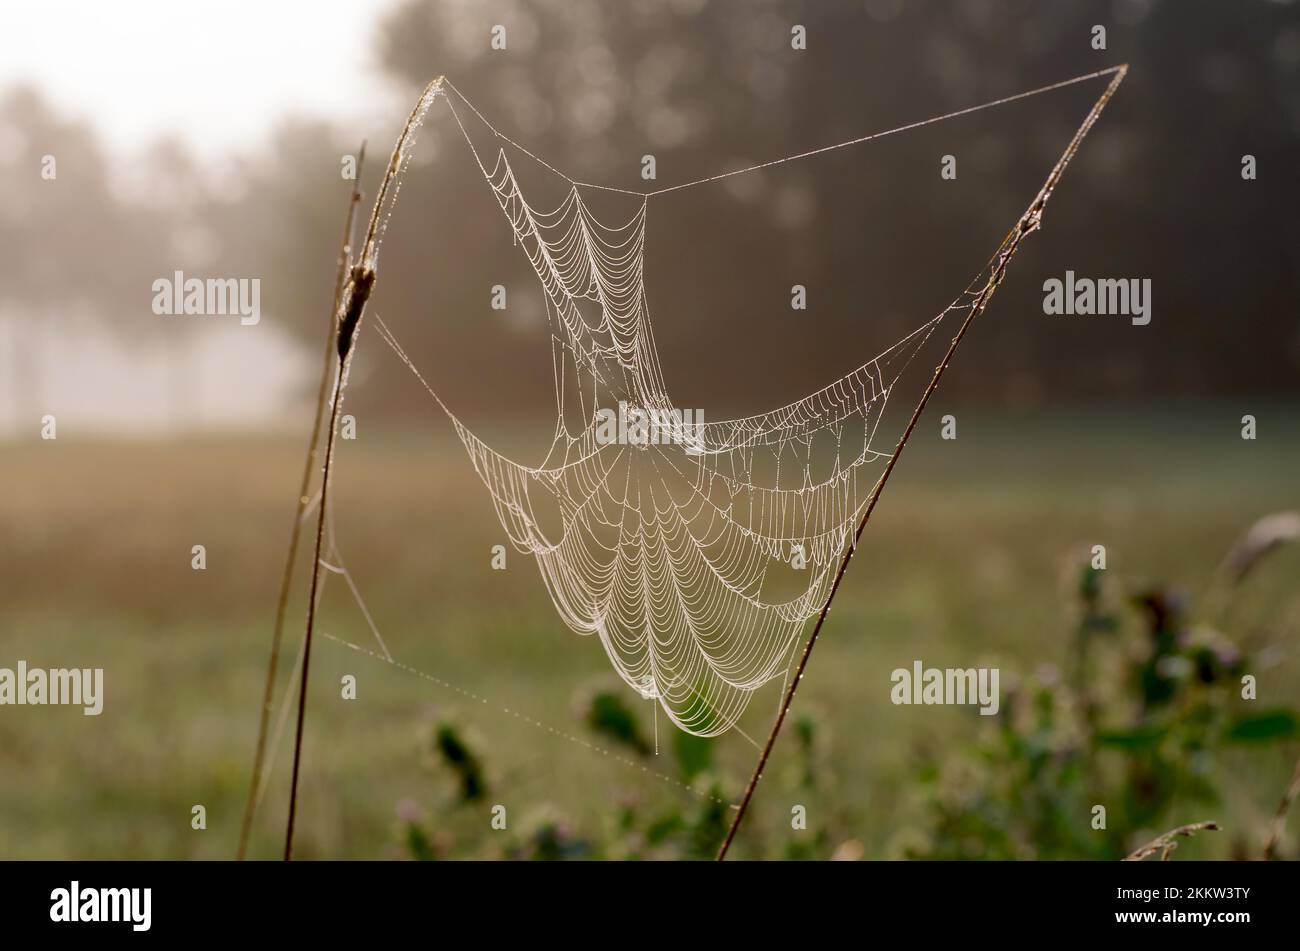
<box><xmin>443</xmin><ymin>66</ymin><xmax>1126</xmax><ymax>198</ymax></box>
<box><xmin>322</xmin><ymin>631</ymin><xmax>731</xmax><ymax>806</ymax></box>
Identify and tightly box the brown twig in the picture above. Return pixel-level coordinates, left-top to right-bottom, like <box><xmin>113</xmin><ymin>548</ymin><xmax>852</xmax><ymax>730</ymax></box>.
<box><xmin>283</xmin><ymin>77</ymin><xmax>445</xmax><ymax>860</ymax></box>
<box><xmin>1263</xmin><ymin>754</ymin><xmax>1300</xmax><ymax>860</ymax></box>
<box><xmin>236</xmin><ymin>142</ymin><xmax>366</xmax><ymax>861</ymax></box>
<box><xmin>1123</xmin><ymin>822</ymin><xmax>1219</xmax><ymax>861</ymax></box>
<box><xmin>716</xmin><ymin>65</ymin><xmax>1129</xmax><ymax>860</ymax></box>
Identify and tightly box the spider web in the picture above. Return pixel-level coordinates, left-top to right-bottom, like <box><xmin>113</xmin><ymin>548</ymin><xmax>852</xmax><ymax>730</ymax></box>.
<box><xmin>366</xmin><ymin>67</ymin><xmax>1125</xmax><ymax>737</ymax></box>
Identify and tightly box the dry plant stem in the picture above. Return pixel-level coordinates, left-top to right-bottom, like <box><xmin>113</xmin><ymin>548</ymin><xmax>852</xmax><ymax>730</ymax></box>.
<box><xmin>716</xmin><ymin>65</ymin><xmax>1128</xmax><ymax>861</ymax></box>
<box><xmin>283</xmin><ymin>78</ymin><xmax>444</xmax><ymax>861</ymax></box>
<box><xmin>235</xmin><ymin>144</ymin><xmax>366</xmax><ymax>860</ymax></box>
<box><xmin>1263</xmin><ymin>754</ymin><xmax>1300</xmax><ymax>860</ymax></box>
<box><xmin>282</xmin><ymin>317</ymin><xmax>357</xmax><ymax>860</ymax></box>
<box><xmin>1123</xmin><ymin>822</ymin><xmax>1219</xmax><ymax>861</ymax></box>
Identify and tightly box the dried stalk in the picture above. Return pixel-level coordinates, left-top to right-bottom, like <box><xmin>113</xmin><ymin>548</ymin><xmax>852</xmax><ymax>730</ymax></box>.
<box><xmin>283</xmin><ymin>77</ymin><xmax>445</xmax><ymax>860</ymax></box>
<box><xmin>236</xmin><ymin>143</ymin><xmax>367</xmax><ymax>861</ymax></box>
<box><xmin>716</xmin><ymin>65</ymin><xmax>1128</xmax><ymax>860</ymax></box>
<box><xmin>1123</xmin><ymin>821</ymin><xmax>1219</xmax><ymax>861</ymax></box>
<box><xmin>1263</xmin><ymin>754</ymin><xmax>1300</xmax><ymax>860</ymax></box>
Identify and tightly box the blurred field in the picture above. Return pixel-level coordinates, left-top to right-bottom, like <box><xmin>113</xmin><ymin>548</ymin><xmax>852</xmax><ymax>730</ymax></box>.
<box><xmin>1</xmin><ymin>402</ymin><xmax>1297</xmax><ymax>860</ymax></box>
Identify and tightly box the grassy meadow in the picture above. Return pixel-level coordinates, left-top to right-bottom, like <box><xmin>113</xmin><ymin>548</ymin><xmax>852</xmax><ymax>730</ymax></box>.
<box><xmin>1</xmin><ymin>402</ymin><xmax>1297</xmax><ymax>860</ymax></box>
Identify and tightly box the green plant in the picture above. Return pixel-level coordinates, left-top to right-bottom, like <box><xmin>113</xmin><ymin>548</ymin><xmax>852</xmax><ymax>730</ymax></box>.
<box><xmin>903</xmin><ymin>514</ymin><xmax>1299</xmax><ymax>860</ymax></box>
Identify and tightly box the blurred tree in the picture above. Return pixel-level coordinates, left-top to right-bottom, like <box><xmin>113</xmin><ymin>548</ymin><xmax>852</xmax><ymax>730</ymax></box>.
<box><xmin>2</xmin><ymin>1</ymin><xmax>1298</xmax><ymax>428</ymax></box>
<box><xmin>259</xmin><ymin>0</ymin><xmax>1300</xmax><ymax>417</ymax></box>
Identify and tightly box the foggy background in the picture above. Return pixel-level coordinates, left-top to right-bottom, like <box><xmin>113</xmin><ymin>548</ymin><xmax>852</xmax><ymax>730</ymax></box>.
<box><xmin>0</xmin><ymin>0</ymin><xmax>1296</xmax><ymax>438</ymax></box>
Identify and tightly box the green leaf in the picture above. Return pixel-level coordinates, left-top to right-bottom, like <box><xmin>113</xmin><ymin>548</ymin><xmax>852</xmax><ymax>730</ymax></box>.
<box><xmin>1224</xmin><ymin>709</ymin><xmax>1298</xmax><ymax>742</ymax></box>
<box><xmin>584</xmin><ymin>691</ymin><xmax>651</xmax><ymax>755</ymax></box>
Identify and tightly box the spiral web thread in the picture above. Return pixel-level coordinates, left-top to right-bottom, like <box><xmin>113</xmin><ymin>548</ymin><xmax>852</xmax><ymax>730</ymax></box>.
<box><xmin>371</xmin><ymin>68</ymin><xmax>1124</xmax><ymax>737</ymax></box>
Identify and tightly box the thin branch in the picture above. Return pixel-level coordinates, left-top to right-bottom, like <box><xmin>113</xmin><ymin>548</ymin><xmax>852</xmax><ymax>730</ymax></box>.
<box><xmin>236</xmin><ymin>142</ymin><xmax>366</xmax><ymax>861</ymax></box>
<box><xmin>283</xmin><ymin>77</ymin><xmax>445</xmax><ymax>861</ymax></box>
<box><xmin>1124</xmin><ymin>822</ymin><xmax>1219</xmax><ymax>862</ymax></box>
<box><xmin>716</xmin><ymin>65</ymin><xmax>1129</xmax><ymax>860</ymax></box>
<box><xmin>1264</xmin><ymin>754</ymin><xmax>1300</xmax><ymax>860</ymax></box>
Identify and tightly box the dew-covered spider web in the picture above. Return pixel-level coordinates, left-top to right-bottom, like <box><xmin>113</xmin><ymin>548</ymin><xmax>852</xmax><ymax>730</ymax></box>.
<box><xmin>367</xmin><ymin>66</ymin><xmax>1126</xmax><ymax>738</ymax></box>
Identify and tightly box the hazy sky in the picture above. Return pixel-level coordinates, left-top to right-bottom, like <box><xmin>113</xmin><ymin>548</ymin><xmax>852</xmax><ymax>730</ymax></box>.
<box><xmin>1</xmin><ymin>0</ymin><xmax>404</xmax><ymax>154</ymax></box>
<box><xmin>0</xmin><ymin>1</ymin><xmax>417</xmax><ymax>435</ymax></box>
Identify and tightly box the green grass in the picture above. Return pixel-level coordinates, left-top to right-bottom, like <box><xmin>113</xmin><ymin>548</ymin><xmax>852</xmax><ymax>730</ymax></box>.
<box><xmin>1</xmin><ymin>403</ymin><xmax>1297</xmax><ymax>859</ymax></box>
